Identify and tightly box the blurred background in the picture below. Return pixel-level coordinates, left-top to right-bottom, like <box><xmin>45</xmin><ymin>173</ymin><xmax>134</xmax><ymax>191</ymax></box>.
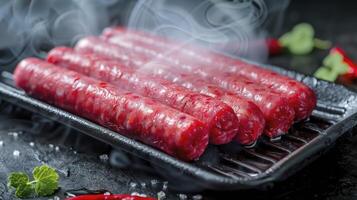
<box><xmin>0</xmin><ymin>0</ymin><xmax>356</xmax><ymax>76</ymax></box>
<box><xmin>1</xmin><ymin>0</ymin><xmax>356</xmax><ymax>86</ymax></box>
<box><xmin>1</xmin><ymin>0</ymin><xmax>357</xmax><ymax>199</ymax></box>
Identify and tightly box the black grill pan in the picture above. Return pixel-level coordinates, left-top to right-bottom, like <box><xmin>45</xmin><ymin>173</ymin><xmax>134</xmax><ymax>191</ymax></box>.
<box><xmin>1</xmin><ymin>60</ymin><xmax>357</xmax><ymax>190</ymax></box>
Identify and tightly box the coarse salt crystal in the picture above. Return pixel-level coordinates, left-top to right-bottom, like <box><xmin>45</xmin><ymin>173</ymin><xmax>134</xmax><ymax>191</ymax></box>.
<box><xmin>13</xmin><ymin>150</ymin><xmax>20</xmax><ymax>157</ymax></box>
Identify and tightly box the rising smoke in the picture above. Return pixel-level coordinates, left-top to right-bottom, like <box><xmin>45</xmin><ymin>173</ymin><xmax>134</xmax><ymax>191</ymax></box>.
<box><xmin>0</xmin><ymin>0</ymin><xmax>133</xmax><ymax>70</ymax></box>
<box><xmin>127</xmin><ymin>0</ymin><xmax>290</xmax><ymax>61</ymax></box>
<box><xmin>0</xmin><ymin>0</ymin><xmax>289</xmax><ymax>70</ymax></box>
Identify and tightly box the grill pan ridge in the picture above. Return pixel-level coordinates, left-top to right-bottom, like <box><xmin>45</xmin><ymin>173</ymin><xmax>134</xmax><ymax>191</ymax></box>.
<box><xmin>1</xmin><ymin>59</ymin><xmax>357</xmax><ymax>190</ymax></box>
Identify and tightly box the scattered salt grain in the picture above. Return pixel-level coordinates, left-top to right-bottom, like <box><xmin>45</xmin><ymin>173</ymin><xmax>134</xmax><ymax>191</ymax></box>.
<box><xmin>49</xmin><ymin>144</ymin><xmax>54</xmax><ymax>149</ymax></box>
<box><xmin>178</xmin><ymin>194</ymin><xmax>187</xmax><ymax>200</ymax></box>
<box><xmin>157</xmin><ymin>191</ymin><xmax>166</xmax><ymax>200</ymax></box>
<box><xmin>0</xmin><ymin>140</ymin><xmax>3</xmax><ymax>147</ymax></box>
<box><xmin>140</xmin><ymin>182</ymin><xmax>146</xmax><ymax>188</ymax></box>
<box><xmin>55</xmin><ymin>146</ymin><xmax>60</xmax><ymax>152</ymax></box>
<box><xmin>9</xmin><ymin>132</ymin><xmax>19</xmax><ymax>140</ymax></box>
<box><xmin>162</xmin><ymin>181</ymin><xmax>168</xmax><ymax>190</ymax></box>
<box><xmin>151</xmin><ymin>179</ymin><xmax>158</xmax><ymax>186</ymax></box>
<box><xmin>13</xmin><ymin>150</ymin><xmax>20</xmax><ymax>157</ymax></box>
<box><xmin>29</xmin><ymin>142</ymin><xmax>35</xmax><ymax>147</ymax></box>
<box><xmin>99</xmin><ymin>154</ymin><xmax>109</xmax><ymax>162</ymax></box>
<box><xmin>130</xmin><ymin>182</ymin><xmax>137</xmax><ymax>188</ymax></box>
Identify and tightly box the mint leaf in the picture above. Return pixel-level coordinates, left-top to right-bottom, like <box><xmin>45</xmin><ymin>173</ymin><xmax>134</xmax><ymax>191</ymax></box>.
<box><xmin>7</xmin><ymin>165</ymin><xmax>60</xmax><ymax>199</ymax></box>
<box><xmin>15</xmin><ymin>183</ymin><xmax>33</xmax><ymax>198</ymax></box>
<box><xmin>8</xmin><ymin>172</ymin><xmax>29</xmax><ymax>189</ymax></box>
<box><xmin>32</xmin><ymin>165</ymin><xmax>59</xmax><ymax>196</ymax></box>
<box><xmin>8</xmin><ymin>172</ymin><xmax>33</xmax><ymax>198</ymax></box>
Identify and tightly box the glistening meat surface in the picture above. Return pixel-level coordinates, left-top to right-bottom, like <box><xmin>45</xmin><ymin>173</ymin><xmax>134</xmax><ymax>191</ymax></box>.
<box><xmin>74</xmin><ymin>37</ymin><xmax>294</xmax><ymax>137</ymax></box>
<box><xmin>103</xmin><ymin>27</ymin><xmax>316</xmax><ymax>121</ymax></box>
<box><xmin>14</xmin><ymin>58</ymin><xmax>209</xmax><ymax>161</ymax></box>
<box><xmin>145</xmin><ymin>67</ymin><xmax>266</xmax><ymax>144</ymax></box>
<box><xmin>48</xmin><ymin>47</ymin><xmax>264</xmax><ymax>145</ymax></box>
<box><xmin>48</xmin><ymin>47</ymin><xmax>239</xmax><ymax>145</ymax></box>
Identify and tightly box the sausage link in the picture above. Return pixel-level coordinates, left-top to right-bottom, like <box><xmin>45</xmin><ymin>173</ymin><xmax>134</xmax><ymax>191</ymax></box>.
<box><xmin>48</xmin><ymin>47</ymin><xmax>239</xmax><ymax>145</ymax></box>
<box><xmin>103</xmin><ymin>27</ymin><xmax>316</xmax><ymax>121</ymax></box>
<box><xmin>14</xmin><ymin>58</ymin><xmax>209</xmax><ymax>161</ymax></box>
<box><xmin>75</xmin><ymin>37</ymin><xmax>294</xmax><ymax>137</ymax></box>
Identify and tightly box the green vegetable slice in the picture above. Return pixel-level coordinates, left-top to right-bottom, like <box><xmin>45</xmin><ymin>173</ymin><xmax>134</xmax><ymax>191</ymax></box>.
<box><xmin>323</xmin><ymin>53</ymin><xmax>343</xmax><ymax>68</ymax></box>
<box><xmin>292</xmin><ymin>23</ymin><xmax>314</xmax><ymax>38</ymax></box>
<box><xmin>279</xmin><ymin>22</ymin><xmax>330</xmax><ymax>55</ymax></box>
<box><xmin>314</xmin><ymin>38</ymin><xmax>332</xmax><ymax>50</ymax></box>
<box><xmin>279</xmin><ymin>23</ymin><xmax>315</xmax><ymax>55</ymax></box>
<box><xmin>323</xmin><ymin>53</ymin><xmax>349</xmax><ymax>74</ymax></box>
<box><xmin>288</xmin><ymin>38</ymin><xmax>315</xmax><ymax>55</ymax></box>
<box><xmin>314</xmin><ymin>67</ymin><xmax>339</xmax><ymax>82</ymax></box>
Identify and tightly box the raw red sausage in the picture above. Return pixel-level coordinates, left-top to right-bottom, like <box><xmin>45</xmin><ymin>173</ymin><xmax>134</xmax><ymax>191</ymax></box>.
<box><xmin>146</xmin><ymin>67</ymin><xmax>266</xmax><ymax>144</ymax></box>
<box><xmin>75</xmin><ymin>37</ymin><xmax>151</xmax><ymax>66</ymax></box>
<box><xmin>14</xmin><ymin>58</ymin><xmax>209</xmax><ymax>161</ymax></box>
<box><xmin>103</xmin><ymin>27</ymin><xmax>316</xmax><ymax>121</ymax></box>
<box><xmin>74</xmin><ymin>37</ymin><xmax>294</xmax><ymax>137</ymax></box>
<box><xmin>48</xmin><ymin>47</ymin><xmax>264</xmax><ymax>145</ymax></box>
<box><xmin>48</xmin><ymin>47</ymin><xmax>239</xmax><ymax>145</ymax></box>
<box><xmin>218</xmin><ymin>62</ymin><xmax>316</xmax><ymax>121</ymax></box>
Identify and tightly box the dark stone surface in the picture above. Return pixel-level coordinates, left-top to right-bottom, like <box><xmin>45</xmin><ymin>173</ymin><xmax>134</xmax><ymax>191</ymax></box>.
<box><xmin>1</xmin><ymin>0</ymin><xmax>357</xmax><ymax>200</ymax></box>
<box><xmin>0</xmin><ymin>103</ymin><xmax>181</xmax><ymax>200</ymax></box>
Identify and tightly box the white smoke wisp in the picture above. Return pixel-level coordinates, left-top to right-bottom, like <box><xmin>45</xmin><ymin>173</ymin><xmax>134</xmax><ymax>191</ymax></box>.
<box><xmin>0</xmin><ymin>0</ymin><xmax>113</xmax><ymax>67</ymax></box>
<box><xmin>127</xmin><ymin>0</ymin><xmax>290</xmax><ymax>62</ymax></box>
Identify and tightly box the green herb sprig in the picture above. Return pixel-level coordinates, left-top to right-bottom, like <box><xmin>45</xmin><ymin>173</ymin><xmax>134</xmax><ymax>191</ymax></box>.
<box><xmin>7</xmin><ymin>165</ymin><xmax>59</xmax><ymax>198</ymax></box>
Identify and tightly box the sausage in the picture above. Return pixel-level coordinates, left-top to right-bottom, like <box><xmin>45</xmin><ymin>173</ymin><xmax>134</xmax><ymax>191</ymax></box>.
<box><xmin>103</xmin><ymin>27</ymin><xmax>316</xmax><ymax>121</ymax></box>
<box><xmin>75</xmin><ymin>37</ymin><xmax>294</xmax><ymax>137</ymax></box>
<box><xmin>14</xmin><ymin>58</ymin><xmax>209</xmax><ymax>161</ymax></box>
<box><xmin>168</xmin><ymin>66</ymin><xmax>295</xmax><ymax>137</ymax></box>
<box><xmin>48</xmin><ymin>47</ymin><xmax>239</xmax><ymax>145</ymax></box>
<box><xmin>146</xmin><ymin>67</ymin><xmax>266</xmax><ymax>144</ymax></box>
<box><xmin>216</xmin><ymin>61</ymin><xmax>317</xmax><ymax>121</ymax></box>
<box><xmin>48</xmin><ymin>47</ymin><xmax>264</xmax><ymax>145</ymax></box>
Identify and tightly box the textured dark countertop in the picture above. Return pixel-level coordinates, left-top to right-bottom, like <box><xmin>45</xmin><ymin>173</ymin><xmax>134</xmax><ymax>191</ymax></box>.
<box><xmin>1</xmin><ymin>0</ymin><xmax>357</xmax><ymax>199</ymax></box>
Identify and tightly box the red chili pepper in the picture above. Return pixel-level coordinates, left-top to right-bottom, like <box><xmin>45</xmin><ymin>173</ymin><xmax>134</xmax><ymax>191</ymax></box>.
<box><xmin>331</xmin><ymin>47</ymin><xmax>357</xmax><ymax>80</ymax></box>
<box><xmin>65</xmin><ymin>194</ymin><xmax>157</xmax><ymax>200</ymax></box>
<box><xmin>267</xmin><ymin>38</ymin><xmax>283</xmax><ymax>56</ymax></box>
